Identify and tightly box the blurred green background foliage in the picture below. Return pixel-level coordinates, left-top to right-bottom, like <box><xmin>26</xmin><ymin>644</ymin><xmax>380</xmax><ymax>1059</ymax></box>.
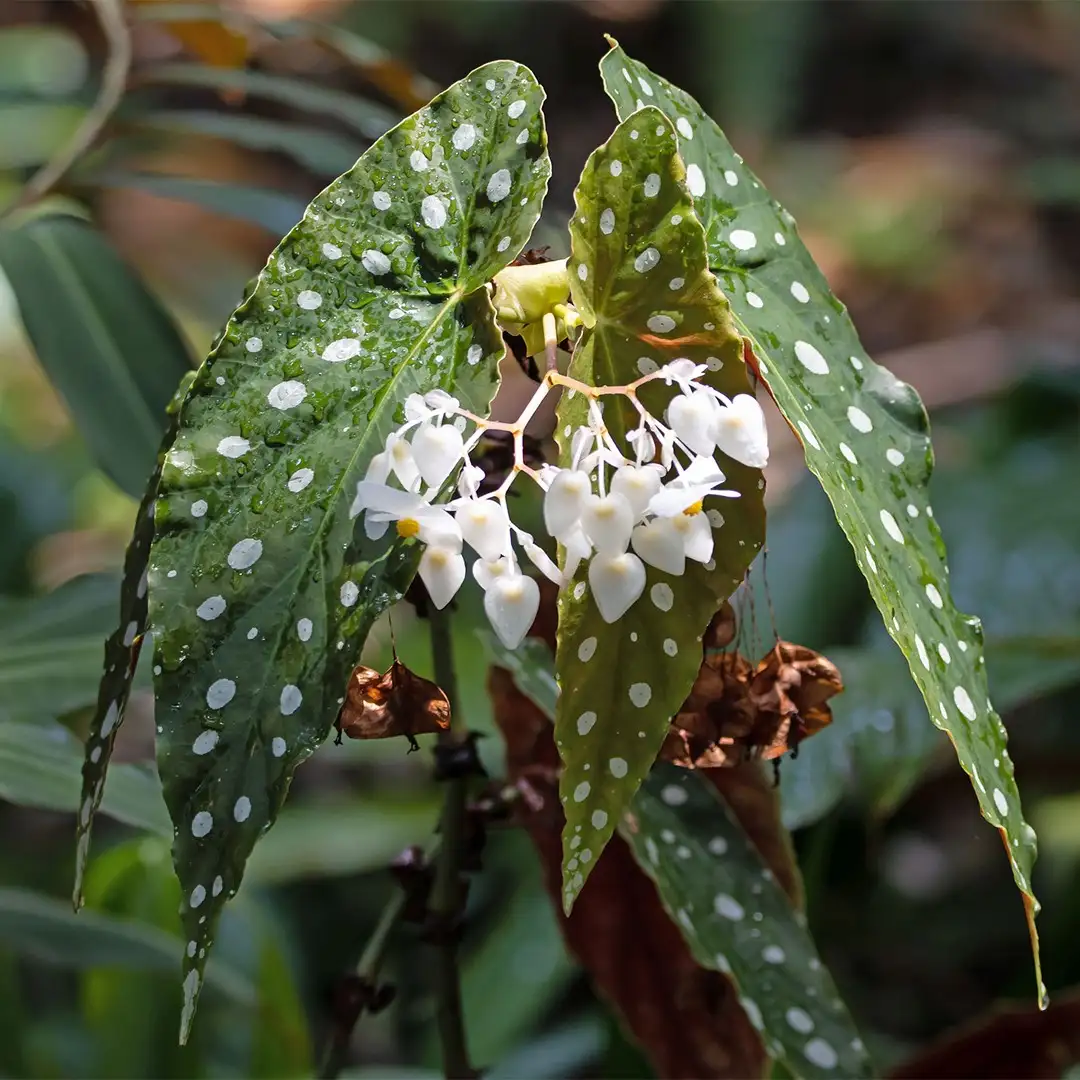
<box><xmin>1</xmin><ymin>1</ymin><xmax>1080</xmax><ymax>1076</ymax></box>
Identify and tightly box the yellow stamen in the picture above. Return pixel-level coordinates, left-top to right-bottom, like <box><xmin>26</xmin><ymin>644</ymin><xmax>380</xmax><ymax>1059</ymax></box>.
<box><xmin>396</xmin><ymin>517</ymin><xmax>421</xmax><ymax>538</ymax></box>
<box><xmin>683</xmin><ymin>500</ymin><xmax>704</xmax><ymax>516</ymax></box>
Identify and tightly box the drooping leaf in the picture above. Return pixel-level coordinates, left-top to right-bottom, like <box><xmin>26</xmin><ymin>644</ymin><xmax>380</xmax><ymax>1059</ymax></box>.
<box><xmin>137</xmin><ymin>111</ymin><xmax>362</xmax><ymax>175</ymax></box>
<box><xmin>75</xmin><ymin>378</ymin><xmax>192</xmax><ymax>910</ymax></box>
<box><xmin>148</xmin><ymin>60</ymin><xmax>550</xmax><ymax>1040</ymax></box>
<box><xmin>245</xmin><ymin>794</ymin><xmax>440</xmax><ymax>885</ymax></box>
<box><xmin>92</xmin><ymin>172</ymin><xmax>307</xmax><ymax>236</ymax></box>
<box><xmin>0</xmin><ymin>214</ymin><xmax>194</xmax><ymax>498</ymax></box>
<box><xmin>0</xmin><ymin>575</ymin><xmax>127</xmax><ymax>725</ymax></box>
<box><xmin>0</xmin><ymin>720</ymin><xmax>169</xmax><ymax>835</ymax></box>
<box><xmin>554</xmin><ymin>106</ymin><xmax>765</xmax><ymax>911</ymax></box>
<box><xmin>886</xmin><ymin>990</ymin><xmax>1080</xmax><ymax>1080</ymax></box>
<box><xmin>623</xmin><ymin>765</ymin><xmax>872</xmax><ymax>1079</ymax></box>
<box><xmin>0</xmin><ymin>574</ymin><xmax>119</xmax><ymax>645</ymax></box>
<box><xmin>0</xmin><ymin>888</ymin><xmax>253</xmax><ymax>1006</ymax></box>
<box><xmin>141</xmin><ymin>63</ymin><xmax>399</xmax><ymax>141</ymax></box>
<box><xmin>600</xmin><ymin>42</ymin><xmax>1042</xmax><ymax>990</ymax></box>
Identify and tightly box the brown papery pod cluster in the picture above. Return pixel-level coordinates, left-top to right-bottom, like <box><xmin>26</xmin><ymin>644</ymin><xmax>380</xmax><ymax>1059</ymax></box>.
<box><xmin>661</xmin><ymin>604</ymin><xmax>844</xmax><ymax>769</ymax></box>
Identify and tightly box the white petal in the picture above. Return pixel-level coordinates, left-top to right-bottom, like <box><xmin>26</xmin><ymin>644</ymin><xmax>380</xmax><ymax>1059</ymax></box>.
<box><xmin>416</xmin><ymin>514</ymin><xmax>463</xmax><ymax>551</ymax></box>
<box><xmin>543</xmin><ymin>469</ymin><xmax>592</xmax><ymax>540</ymax></box>
<box><xmin>666</xmin><ymin>391</ymin><xmax>718</xmax><ymax>456</ymax></box>
<box><xmin>418</xmin><ymin>545</ymin><xmax>465</xmax><ymax>609</ymax></box>
<box><xmin>682</xmin><ymin>454</ymin><xmax>727</xmax><ymax>486</ymax></box>
<box><xmin>423</xmin><ymin>389</ymin><xmax>459</xmax><ymax>416</ymax></box>
<box><xmin>352</xmin><ymin>481</ymin><xmax>423</xmax><ymax>518</ymax></box>
<box><xmin>457</xmin><ymin>464</ymin><xmax>485</xmax><ymax>497</ymax></box>
<box><xmin>561</xmin><ymin>525</ymin><xmax>592</xmax><ymax>582</ymax></box>
<box><xmin>673</xmin><ymin>511</ymin><xmax>714</xmax><ymax>563</ymax></box>
<box><xmin>631</xmin><ymin>518</ymin><xmax>686</xmax><ymax>576</ymax></box>
<box><xmin>457</xmin><ymin>499</ymin><xmax>511</xmax><ymax>561</ymax></box>
<box><xmin>472</xmin><ymin>555</ymin><xmax>512</xmax><ymax>591</ymax></box>
<box><xmin>581</xmin><ymin>492</ymin><xmax>634</xmax><ymax>554</ymax></box>
<box><xmin>364</xmin><ymin>512</ymin><xmax>390</xmax><ymax>540</ymax></box>
<box><xmin>404</xmin><ymin>393</ymin><xmax>432</xmax><ymax>422</ymax></box>
<box><xmin>659</xmin><ymin>358</ymin><xmax>707</xmax><ymax>385</ymax></box>
<box><xmin>713</xmin><ymin>394</ymin><xmax>769</xmax><ymax>468</ymax></box>
<box><xmin>365</xmin><ymin>451</ymin><xmax>391</xmax><ymax>484</ymax></box>
<box><xmin>569</xmin><ymin>425</ymin><xmax>594</xmax><ymax>468</ymax></box>
<box><xmin>411</xmin><ymin>422</ymin><xmax>465</xmax><ymax>488</ymax></box>
<box><xmin>523</xmin><ymin>540</ymin><xmax>563</xmax><ymax>585</ymax></box>
<box><xmin>611</xmin><ymin>464</ymin><xmax>664</xmax><ymax>520</ymax></box>
<box><xmin>387</xmin><ymin>432</ymin><xmax>420</xmax><ymax>490</ymax></box>
<box><xmin>484</xmin><ymin>574</ymin><xmax>540</xmax><ymax>650</ymax></box>
<box><xmin>588</xmin><ymin>552</ymin><xmax>646</xmax><ymax>622</ymax></box>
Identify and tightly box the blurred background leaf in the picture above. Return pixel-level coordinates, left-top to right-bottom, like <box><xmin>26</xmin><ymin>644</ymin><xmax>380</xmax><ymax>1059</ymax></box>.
<box><xmin>1</xmin><ymin>1</ymin><xmax>1080</xmax><ymax>1077</ymax></box>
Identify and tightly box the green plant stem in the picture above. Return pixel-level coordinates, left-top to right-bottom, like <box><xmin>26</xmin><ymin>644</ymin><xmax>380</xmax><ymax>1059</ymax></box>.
<box><xmin>429</xmin><ymin>604</ymin><xmax>477</xmax><ymax>1080</ymax></box>
<box><xmin>1</xmin><ymin>0</ymin><xmax>132</xmax><ymax>220</ymax></box>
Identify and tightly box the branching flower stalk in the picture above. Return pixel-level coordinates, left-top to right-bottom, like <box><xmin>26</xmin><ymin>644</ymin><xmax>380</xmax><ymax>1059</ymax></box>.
<box><xmin>351</xmin><ymin>315</ymin><xmax>770</xmax><ymax>650</ymax></box>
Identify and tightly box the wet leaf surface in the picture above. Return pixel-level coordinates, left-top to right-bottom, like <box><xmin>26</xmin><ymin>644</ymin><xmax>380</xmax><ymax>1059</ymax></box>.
<box><xmin>146</xmin><ymin>60</ymin><xmax>550</xmax><ymax>1039</ymax></box>
<box><xmin>555</xmin><ymin>105</ymin><xmax>764</xmax><ymax>912</ymax></box>
<box><xmin>600</xmin><ymin>41</ymin><xmax>1042</xmax><ymax>993</ymax></box>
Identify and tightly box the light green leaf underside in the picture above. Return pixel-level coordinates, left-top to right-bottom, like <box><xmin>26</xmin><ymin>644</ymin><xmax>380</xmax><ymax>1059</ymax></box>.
<box><xmin>148</xmin><ymin>59</ymin><xmax>550</xmax><ymax>1040</ymax></box>
<box><xmin>623</xmin><ymin>766</ymin><xmax>873</xmax><ymax>1080</ymax></box>
<box><xmin>554</xmin><ymin>106</ymin><xmax>765</xmax><ymax>912</ymax></box>
<box><xmin>601</xmin><ymin>43</ymin><xmax>1041</xmax><ymax>991</ymax></box>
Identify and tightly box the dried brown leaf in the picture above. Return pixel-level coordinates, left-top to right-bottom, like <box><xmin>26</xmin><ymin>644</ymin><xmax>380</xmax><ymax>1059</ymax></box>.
<box><xmin>335</xmin><ymin>659</ymin><xmax>450</xmax><ymax>746</ymax></box>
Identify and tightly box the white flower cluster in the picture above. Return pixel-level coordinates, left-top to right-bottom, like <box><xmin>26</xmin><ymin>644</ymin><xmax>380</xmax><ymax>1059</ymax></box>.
<box><xmin>350</xmin><ymin>360</ymin><xmax>768</xmax><ymax>651</ymax></box>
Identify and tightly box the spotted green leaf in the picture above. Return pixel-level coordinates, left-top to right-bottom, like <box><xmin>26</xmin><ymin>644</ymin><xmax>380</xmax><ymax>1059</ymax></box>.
<box><xmin>600</xmin><ymin>43</ymin><xmax>1042</xmax><ymax>992</ymax></box>
<box><xmin>623</xmin><ymin>765</ymin><xmax>872</xmax><ymax>1079</ymax></box>
<box><xmin>75</xmin><ymin>375</ymin><xmax>193</xmax><ymax>910</ymax></box>
<box><xmin>147</xmin><ymin>61</ymin><xmax>550</xmax><ymax>1041</ymax></box>
<box><xmin>554</xmin><ymin>106</ymin><xmax>764</xmax><ymax>913</ymax></box>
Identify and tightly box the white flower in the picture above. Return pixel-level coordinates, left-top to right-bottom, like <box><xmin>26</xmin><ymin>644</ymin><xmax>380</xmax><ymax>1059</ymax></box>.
<box><xmin>666</xmin><ymin>390</ymin><xmax>719</xmax><ymax>457</ymax></box>
<box><xmin>543</xmin><ymin>468</ymin><xmax>592</xmax><ymax>540</ymax></box>
<box><xmin>419</xmin><ymin>543</ymin><xmax>466</xmax><ymax>609</ymax></box>
<box><xmin>588</xmin><ymin>551</ymin><xmax>646</xmax><ymax>622</ymax></box>
<box><xmin>457</xmin><ymin>463</ymin><xmax>485</xmax><ymax>497</ymax></box>
<box><xmin>658</xmin><ymin>358</ymin><xmax>707</xmax><ymax>387</ymax></box>
<box><xmin>580</xmin><ymin>492</ymin><xmax>634</xmax><ymax>554</ymax></box>
<box><xmin>352</xmin><ymin>452</ymin><xmax>392</xmax><ymax>537</ymax></box>
<box><xmin>631</xmin><ymin>517</ymin><xmax>686</xmax><ymax>576</ymax></box>
<box><xmin>484</xmin><ymin>571</ymin><xmax>540</xmax><ymax>649</ymax></box>
<box><xmin>671</xmin><ymin>507</ymin><xmax>713</xmax><ymax>563</ymax></box>
<box><xmin>472</xmin><ymin>555</ymin><xmax>512</xmax><ymax>591</ymax></box>
<box><xmin>423</xmin><ymin>389</ymin><xmax>460</xmax><ymax>417</ymax></box>
<box><xmin>386</xmin><ymin>432</ymin><xmax>421</xmax><ymax>491</ymax></box>
<box><xmin>610</xmin><ymin>463</ymin><xmax>664</xmax><ymax>519</ymax></box>
<box><xmin>521</xmin><ymin>537</ymin><xmax>563</xmax><ymax>585</ymax></box>
<box><xmin>648</xmin><ymin>455</ymin><xmax>738</xmax><ymax>517</ymax></box>
<box><xmin>411</xmin><ymin>421</ymin><xmax>465</xmax><ymax>488</ymax></box>
<box><xmin>713</xmin><ymin>393</ymin><xmax>769</xmax><ymax>469</ymax></box>
<box><xmin>456</xmin><ymin>498</ymin><xmax>511</xmax><ymax>561</ymax></box>
<box><xmin>351</xmin><ymin>482</ymin><xmax>462</xmax><ymax>547</ymax></box>
<box><xmin>561</xmin><ymin>524</ymin><xmax>593</xmax><ymax>582</ymax></box>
